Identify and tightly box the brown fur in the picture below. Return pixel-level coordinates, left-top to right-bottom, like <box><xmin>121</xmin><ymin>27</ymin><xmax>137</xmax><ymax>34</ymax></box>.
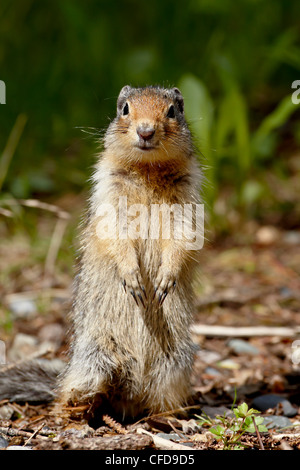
<box><xmin>59</xmin><ymin>86</ymin><xmax>203</xmax><ymax>419</ymax></box>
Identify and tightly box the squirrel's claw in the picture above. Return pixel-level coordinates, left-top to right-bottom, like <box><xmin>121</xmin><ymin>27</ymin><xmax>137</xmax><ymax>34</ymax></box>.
<box><xmin>121</xmin><ymin>271</ymin><xmax>147</xmax><ymax>308</ymax></box>
<box><xmin>130</xmin><ymin>290</ymin><xmax>139</xmax><ymax>307</ymax></box>
<box><xmin>158</xmin><ymin>289</ymin><xmax>168</xmax><ymax>307</ymax></box>
<box><xmin>153</xmin><ymin>269</ymin><xmax>177</xmax><ymax>308</ymax></box>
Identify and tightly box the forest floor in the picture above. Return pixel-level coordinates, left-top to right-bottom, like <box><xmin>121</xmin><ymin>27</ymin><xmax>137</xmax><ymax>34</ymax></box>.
<box><xmin>0</xmin><ymin>196</ymin><xmax>299</xmax><ymax>451</ymax></box>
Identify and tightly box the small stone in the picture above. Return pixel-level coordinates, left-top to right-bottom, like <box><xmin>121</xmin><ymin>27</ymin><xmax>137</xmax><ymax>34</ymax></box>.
<box><xmin>7</xmin><ymin>333</ymin><xmax>56</xmax><ymax>362</ymax></box>
<box><xmin>156</xmin><ymin>432</ymin><xmax>181</xmax><ymax>442</ymax></box>
<box><xmin>256</xmin><ymin>226</ymin><xmax>279</xmax><ymax>245</ymax></box>
<box><xmin>8</xmin><ymin>298</ymin><xmax>37</xmax><ymax>319</ymax></box>
<box><xmin>195</xmin><ymin>349</ymin><xmax>222</xmax><ymax>365</ymax></box>
<box><xmin>252</xmin><ymin>394</ymin><xmax>297</xmax><ymax>417</ymax></box>
<box><xmin>0</xmin><ymin>405</ymin><xmax>14</xmax><ymax>420</ymax></box>
<box><xmin>156</xmin><ymin>434</ymin><xmax>193</xmax><ymax>448</ymax></box>
<box><xmin>60</xmin><ymin>424</ymin><xmax>94</xmax><ymax>439</ymax></box>
<box><xmin>217</xmin><ymin>358</ymin><xmax>240</xmax><ymax>369</ymax></box>
<box><xmin>228</xmin><ymin>338</ymin><xmax>259</xmax><ymax>356</ymax></box>
<box><xmin>204</xmin><ymin>367</ymin><xmax>222</xmax><ymax>377</ymax></box>
<box><xmin>282</xmin><ymin>231</ymin><xmax>300</xmax><ymax>245</ymax></box>
<box><xmin>279</xmin><ymin>286</ymin><xmax>293</xmax><ymax>298</ymax></box>
<box><xmin>7</xmin><ymin>333</ymin><xmax>38</xmax><ymax>362</ymax></box>
<box><xmin>0</xmin><ymin>435</ymin><xmax>9</xmax><ymax>449</ymax></box>
<box><xmin>263</xmin><ymin>415</ymin><xmax>292</xmax><ymax>430</ymax></box>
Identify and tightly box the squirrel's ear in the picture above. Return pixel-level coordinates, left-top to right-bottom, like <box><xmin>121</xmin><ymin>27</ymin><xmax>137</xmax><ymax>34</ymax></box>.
<box><xmin>117</xmin><ymin>85</ymin><xmax>132</xmax><ymax>114</ymax></box>
<box><xmin>172</xmin><ymin>87</ymin><xmax>184</xmax><ymax>114</ymax></box>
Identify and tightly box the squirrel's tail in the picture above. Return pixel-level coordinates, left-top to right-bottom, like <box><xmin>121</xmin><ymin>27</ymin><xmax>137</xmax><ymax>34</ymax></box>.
<box><xmin>0</xmin><ymin>359</ymin><xmax>65</xmax><ymax>403</ymax></box>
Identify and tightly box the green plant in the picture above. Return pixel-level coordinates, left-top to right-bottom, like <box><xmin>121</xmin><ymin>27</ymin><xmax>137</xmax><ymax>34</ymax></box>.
<box><xmin>179</xmin><ymin>73</ymin><xmax>299</xmax><ymax>215</ymax></box>
<box><xmin>196</xmin><ymin>402</ymin><xmax>268</xmax><ymax>450</ymax></box>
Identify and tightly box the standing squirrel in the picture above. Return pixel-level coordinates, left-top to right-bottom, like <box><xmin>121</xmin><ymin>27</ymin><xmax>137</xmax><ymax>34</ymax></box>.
<box><xmin>0</xmin><ymin>86</ymin><xmax>203</xmax><ymax>420</ymax></box>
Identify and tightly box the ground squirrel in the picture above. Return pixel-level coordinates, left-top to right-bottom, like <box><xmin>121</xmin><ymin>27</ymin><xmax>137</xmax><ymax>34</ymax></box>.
<box><xmin>0</xmin><ymin>86</ymin><xmax>203</xmax><ymax>420</ymax></box>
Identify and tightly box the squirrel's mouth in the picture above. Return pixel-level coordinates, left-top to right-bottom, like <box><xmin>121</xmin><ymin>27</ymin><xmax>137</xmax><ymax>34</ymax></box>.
<box><xmin>135</xmin><ymin>143</ymin><xmax>157</xmax><ymax>151</ymax></box>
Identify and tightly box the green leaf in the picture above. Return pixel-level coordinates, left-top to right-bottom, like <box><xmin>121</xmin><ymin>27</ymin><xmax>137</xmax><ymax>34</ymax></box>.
<box><xmin>195</xmin><ymin>414</ymin><xmax>212</xmax><ymax>426</ymax></box>
<box><xmin>252</xmin><ymin>95</ymin><xmax>299</xmax><ymax>159</ymax></box>
<box><xmin>179</xmin><ymin>73</ymin><xmax>214</xmax><ymax>149</ymax></box>
<box><xmin>258</xmin><ymin>424</ymin><xmax>268</xmax><ymax>433</ymax></box>
<box><xmin>244</xmin><ymin>415</ymin><xmax>253</xmax><ymax>426</ymax></box>
<box><xmin>243</xmin><ymin>415</ymin><xmax>267</xmax><ymax>434</ymax></box>
<box><xmin>179</xmin><ymin>73</ymin><xmax>216</xmax><ymax>203</ymax></box>
<box><xmin>244</xmin><ymin>416</ymin><xmax>255</xmax><ymax>432</ymax></box>
<box><xmin>253</xmin><ymin>415</ymin><xmax>265</xmax><ymax>425</ymax></box>
<box><xmin>210</xmin><ymin>424</ymin><xmax>226</xmax><ymax>437</ymax></box>
<box><xmin>233</xmin><ymin>445</ymin><xmax>244</xmax><ymax>450</ymax></box>
<box><xmin>245</xmin><ymin>423</ymin><xmax>256</xmax><ymax>433</ymax></box>
<box><xmin>216</xmin><ymin>88</ymin><xmax>251</xmax><ymax>174</ymax></box>
<box><xmin>0</xmin><ymin>114</ymin><xmax>27</xmax><ymax>192</ymax></box>
<box><xmin>237</xmin><ymin>402</ymin><xmax>248</xmax><ymax>417</ymax></box>
<box><xmin>231</xmin><ymin>422</ymin><xmax>242</xmax><ymax>432</ymax></box>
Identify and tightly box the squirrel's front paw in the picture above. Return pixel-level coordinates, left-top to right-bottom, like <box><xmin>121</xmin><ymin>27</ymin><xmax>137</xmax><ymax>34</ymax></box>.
<box><xmin>153</xmin><ymin>266</ymin><xmax>177</xmax><ymax>307</ymax></box>
<box><xmin>120</xmin><ymin>266</ymin><xmax>147</xmax><ymax>308</ymax></box>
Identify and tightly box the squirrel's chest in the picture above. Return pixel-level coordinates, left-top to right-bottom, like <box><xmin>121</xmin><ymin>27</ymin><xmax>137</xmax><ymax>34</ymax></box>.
<box><xmin>111</xmin><ymin>173</ymin><xmax>186</xmax><ymax>207</ymax></box>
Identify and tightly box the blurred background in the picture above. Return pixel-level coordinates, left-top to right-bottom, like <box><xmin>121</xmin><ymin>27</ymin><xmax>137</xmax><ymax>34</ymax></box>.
<box><xmin>1</xmin><ymin>0</ymin><xmax>300</xmax><ymax>222</ymax></box>
<box><xmin>0</xmin><ymin>0</ymin><xmax>300</xmax><ymax>331</ymax></box>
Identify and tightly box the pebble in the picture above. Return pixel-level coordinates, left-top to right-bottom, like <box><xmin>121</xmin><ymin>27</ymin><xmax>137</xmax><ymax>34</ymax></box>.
<box><xmin>204</xmin><ymin>367</ymin><xmax>222</xmax><ymax>376</ymax></box>
<box><xmin>217</xmin><ymin>358</ymin><xmax>240</xmax><ymax>369</ymax></box>
<box><xmin>0</xmin><ymin>405</ymin><xmax>14</xmax><ymax>420</ymax></box>
<box><xmin>156</xmin><ymin>433</ymin><xmax>194</xmax><ymax>447</ymax></box>
<box><xmin>282</xmin><ymin>231</ymin><xmax>300</xmax><ymax>245</ymax></box>
<box><xmin>157</xmin><ymin>432</ymin><xmax>181</xmax><ymax>442</ymax></box>
<box><xmin>7</xmin><ymin>333</ymin><xmax>56</xmax><ymax>362</ymax></box>
<box><xmin>252</xmin><ymin>394</ymin><xmax>297</xmax><ymax>417</ymax></box>
<box><xmin>60</xmin><ymin>424</ymin><xmax>94</xmax><ymax>439</ymax></box>
<box><xmin>0</xmin><ymin>435</ymin><xmax>9</xmax><ymax>449</ymax></box>
<box><xmin>263</xmin><ymin>415</ymin><xmax>293</xmax><ymax>430</ymax></box>
<box><xmin>195</xmin><ymin>349</ymin><xmax>222</xmax><ymax>365</ymax></box>
<box><xmin>255</xmin><ymin>226</ymin><xmax>279</xmax><ymax>245</ymax></box>
<box><xmin>8</xmin><ymin>298</ymin><xmax>37</xmax><ymax>319</ymax></box>
<box><xmin>228</xmin><ymin>338</ymin><xmax>259</xmax><ymax>356</ymax></box>
<box><xmin>8</xmin><ymin>333</ymin><xmax>38</xmax><ymax>362</ymax></box>
<box><xmin>279</xmin><ymin>286</ymin><xmax>293</xmax><ymax>298</ymax></box>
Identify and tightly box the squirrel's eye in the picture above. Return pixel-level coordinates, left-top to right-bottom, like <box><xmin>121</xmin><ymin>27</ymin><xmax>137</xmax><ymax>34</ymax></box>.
<box><xmin>166</xmin><ymin>105</ymin><xmax>175</xmax><ymax>118</ymax></box>
<box><xmin>123</xmin><ymin>102</ymin><xmax>129</xmax><ymax>115</ymax></box>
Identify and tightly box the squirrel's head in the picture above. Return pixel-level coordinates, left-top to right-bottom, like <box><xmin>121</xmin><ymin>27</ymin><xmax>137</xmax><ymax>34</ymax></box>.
<box><xmin>104</xmin><ymin>86</ymin><xmax>193</xmax><ymax>163</ymax></box>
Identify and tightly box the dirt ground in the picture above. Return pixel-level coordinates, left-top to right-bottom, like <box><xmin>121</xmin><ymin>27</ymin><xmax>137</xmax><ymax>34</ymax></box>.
<box><xmin>0</xmin><ymin>205</ymin><xmax>299</xmax><ymax>450</ymax></box>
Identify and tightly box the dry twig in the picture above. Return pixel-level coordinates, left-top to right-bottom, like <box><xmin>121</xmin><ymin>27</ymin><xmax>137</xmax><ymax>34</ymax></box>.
<box><xmin>167</xmin><ymin>419</ymin><xmax>187</xmax><ymax>441</ymax></box>
<box><xmin>0</xmin><ymin>426</ymin><xmax>48</xmax><ymax>440</ymax></box>
<box><xmin>44</xmin><ymin>217</ymin><xmax>69</xmax><ymax>282</ymax></box>
<box><xmin>137</xmin><ymin>428</ymin><xmax>192</xmax><ymax>450</ymax></box>
<box><xmin>23</xmin><ymin>422</ymin><xmax>45</xmax><ymax>447</ymax></box>
<box><xmin>252</xmin><ymin>416</ymin><xmax>264</xmax><ymax>450</ymax></box>
<box><xmin>191</xmin><ymin>324</ymin><xmax>300</xmax><ymax>338</ymax></box>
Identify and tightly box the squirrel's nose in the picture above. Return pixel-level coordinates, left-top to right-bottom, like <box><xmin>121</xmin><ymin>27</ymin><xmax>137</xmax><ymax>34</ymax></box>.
<box><xmin>137</xmin><ymin>125</ymin><xmax>155</xmax><ymax>141</ymax></box>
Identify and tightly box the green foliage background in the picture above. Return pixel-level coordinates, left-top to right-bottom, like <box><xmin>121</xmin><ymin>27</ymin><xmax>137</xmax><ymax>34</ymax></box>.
<box><xmin>0</xmin><ymin>0</ymin><xmax>299</xmax><ymax>225</ymax></box>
